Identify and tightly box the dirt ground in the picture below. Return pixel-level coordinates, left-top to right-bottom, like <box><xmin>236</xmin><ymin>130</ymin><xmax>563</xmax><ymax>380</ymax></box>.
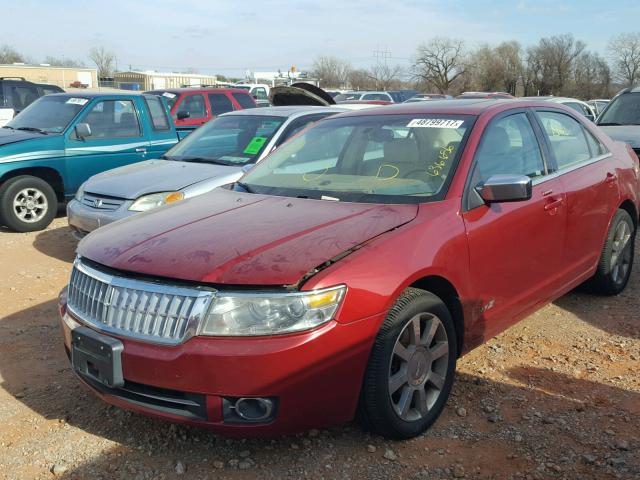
<box><xmin>0</xmin><ymin>217</ymin><xmax>638</xmax><ymax>480</ymax></box>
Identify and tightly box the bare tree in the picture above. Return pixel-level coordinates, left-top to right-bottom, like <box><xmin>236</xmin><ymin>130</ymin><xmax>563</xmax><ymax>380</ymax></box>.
<box><xmin>412</xmin><ymin>37</ymin><xmax>466</xmax><ymax>93</ymax></box>
<box><xmin>312</xmin><ymin>56</ymin><xmax>352</xmax><ymax>88</ymax></box>
<box><xmin>348</xmin><ymin>69</ymin><xmax>376</xmax><ymax>90</ymax></box>
<box><xmin>572</xmin><ymin>51</ymin><xmax>611</xmax><ymax>99</ymax></box>
<box><xmin>88</xmin><ymin>46</ymin><xmax>116</xmax><ymax>78</ymax></box>
<box><xmin>368</xmin><ymin>63</ymin><xmax>403</xmax><ymax>90</ymax></box>
<box><xmin>607</xmin><ymin>33</ymin><xmax>640</xmax><ymax>87</ymax></box>
<box><xmin>44</xmin><ymin>56</ymin><xmax>86</xmax><ymax>68</ymax></box>
<box><xmin>526</xmin><ymin>34</ymin><xmax>585</xmax><ymax>95</ymax></box>
<box><xmin>0</xmin><ymin>44</ymin><xmax>25</xmax><ymax>64</ymax></box>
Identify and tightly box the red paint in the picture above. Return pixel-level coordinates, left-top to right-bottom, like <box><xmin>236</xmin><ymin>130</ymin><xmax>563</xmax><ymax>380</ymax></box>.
<box><xmin>64</xmin><ymin>100</ymin><xmax>640</xmax><ymax>435</ymax></box>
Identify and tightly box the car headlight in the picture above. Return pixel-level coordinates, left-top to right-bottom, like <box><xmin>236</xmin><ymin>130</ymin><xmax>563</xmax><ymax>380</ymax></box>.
<box><xmin>75</xmin><ymin>182</ymin><xmax>87</xmax><ymax>201</ymax></box>
<box><xmin>199</xmin><ymin>285</ymin><xmax>346</xmax><ymax>336</ymax></box>
<box><xmin>129</xmin><ymin>191</ymin><xmax>185</xmax><ymax>212</ymax></box>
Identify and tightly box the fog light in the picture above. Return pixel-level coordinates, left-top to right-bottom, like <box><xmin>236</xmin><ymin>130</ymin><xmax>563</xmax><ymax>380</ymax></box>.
<box><xmin>235</xmin><ymin>397</ymin><xmax>274</xmax><ymax>421</ymax></box>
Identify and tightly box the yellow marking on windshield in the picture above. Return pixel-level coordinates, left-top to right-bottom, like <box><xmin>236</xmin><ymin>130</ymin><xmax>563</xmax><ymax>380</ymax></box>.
<box><xmin>426</xmin><ymin>145</ymin><xmax>455</xmax><ymax>177</ymax></box>
<box><xmin>375</xmin><ymin>164</ymin><xmax>400</xmax><ymax>180</ymax></box>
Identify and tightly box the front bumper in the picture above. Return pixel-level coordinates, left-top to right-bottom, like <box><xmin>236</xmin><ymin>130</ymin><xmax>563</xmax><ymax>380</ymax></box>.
<box><xmin>59</xmin><ymin>295</ymin><xmax>383</xmax><ymax>436</ymax></box>
<box><xmin>66</xmin><ymin>199</ymin><xmax>134</xmax><ymax>238</ymax></box>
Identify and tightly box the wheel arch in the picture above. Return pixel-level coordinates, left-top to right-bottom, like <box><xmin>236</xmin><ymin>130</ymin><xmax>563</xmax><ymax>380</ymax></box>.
<box><xmin>0</xmin><ymin>167</ymin><xmax>65</xmax><ymax>202</ymax></box>
<box><xmin>408</xmin><ymin>275</ymin><xmax>464</xmax><ymax>357</ymax></box>
<box><xmin>619</xmin><ymin>199</ymin><xmax>638</xmax><ymax>228</ymax></box>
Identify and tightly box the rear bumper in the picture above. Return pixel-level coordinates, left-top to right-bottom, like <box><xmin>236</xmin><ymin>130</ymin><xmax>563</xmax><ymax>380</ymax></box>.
<box><xmin>66</xmin><ymin>199</ymin><xmax>133</xmax><ymax>237</ymax></box>
<box><xmin>59</xmin><ymin>295</ymin><xmax>382</xmax><ymax>436</ymax></box>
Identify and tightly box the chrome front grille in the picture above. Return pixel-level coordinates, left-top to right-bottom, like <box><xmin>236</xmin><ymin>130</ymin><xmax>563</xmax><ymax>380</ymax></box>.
<box><xmin>67</xmin><ymin>260</ymin><xmax>214</xmax><ymax>344</ymax></box>
<box><xmin>81</xmin><ymin>192</ymin><xmax>126</xmax><ymax>211</ymax></box>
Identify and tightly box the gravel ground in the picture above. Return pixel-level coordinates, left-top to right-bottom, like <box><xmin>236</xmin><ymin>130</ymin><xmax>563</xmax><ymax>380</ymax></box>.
<box><xmin>0</xmin><ymin>217</ymin><xmax>638</xmax><ymax>480</ymax></box>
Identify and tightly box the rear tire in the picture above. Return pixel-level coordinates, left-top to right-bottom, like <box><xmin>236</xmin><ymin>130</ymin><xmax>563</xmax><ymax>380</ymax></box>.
<box><xmin>0</xmin><ymin>176</ymin><xmax>58</xmax><ymax>232</ymax></box>
<box><xmin>357</xmin><ymin>288</ymin><xmax>457</xmax><ymax>439</ymax></box>
<box><xmin>589</xmin><ymin>209</ymin><xmax>635</xmax><ymax>295</ymax></box>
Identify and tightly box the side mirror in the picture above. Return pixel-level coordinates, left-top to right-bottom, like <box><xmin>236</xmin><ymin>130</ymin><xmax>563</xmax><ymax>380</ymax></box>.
<box><xmin>476</xmin><ymin>174</ymin><xmax>532</xmax><ymax>203</ymax></box>
<box><xmin>176</xmin><ymin>111</ymin><xmax>190</xmax><ymax>120</ymax></box>
<box><xmin>74</xmin><ymin>123</ymin><xmax>92</xmax><ymax>140</ymax></box>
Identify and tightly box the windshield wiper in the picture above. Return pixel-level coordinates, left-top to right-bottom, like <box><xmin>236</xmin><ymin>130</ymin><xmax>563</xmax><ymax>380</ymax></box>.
<box><xmin>2</xmin><ymin>125</ymin><xmax>14</xmax><ymax>130</ymax></box>
<box><xmin>15</xmin><ymin>127</ymin><xmax>47</xmax><ymax>134</ymax></box>
<box><xmin>175</xmin><ymin>156</ymin><xmax>234</xmax><ymax>166</ymax></box>
<box><xmin>236</xmin><ymin>182</ymin><xmax>255</xmax><ymax>193</ymax></box>
<box><xmin>597</xmin><ymin>122</ymin><xmax>621</xmax><ymax>126</ymax></box>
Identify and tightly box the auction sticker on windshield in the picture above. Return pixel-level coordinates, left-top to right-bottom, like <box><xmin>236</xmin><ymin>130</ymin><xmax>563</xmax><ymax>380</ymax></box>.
<box><xmin>66</xmin><ymin>98</ymin><xmax>89</xmax><ymax>106</ymax></box>
<box><xmin>243</xmin><ymin>136</ymin><xmax>268</xmax><ymax>155</ymax></box>
<box><xmin>407</xmin><ymin>119</ymin><xmax>464</xmax><ymax>129</ymax></box>
<box><xmin>162</xmin><ymin>92</ymin><xmax>177</xmax><ymax>99</ymax></box>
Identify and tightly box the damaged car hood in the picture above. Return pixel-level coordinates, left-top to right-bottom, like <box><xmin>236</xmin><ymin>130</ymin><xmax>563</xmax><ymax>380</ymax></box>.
<box><xmin>78</xmin><ymin>188</ymin><xmax>418</xmax><ymax>285</ymax></box>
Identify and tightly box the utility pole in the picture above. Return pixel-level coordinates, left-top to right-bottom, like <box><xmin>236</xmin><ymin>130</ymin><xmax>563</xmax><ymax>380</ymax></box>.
<box><xmin>373</xmin><ymin>44</ymin><xmax>391</xmax><ymax>89</ymax></box>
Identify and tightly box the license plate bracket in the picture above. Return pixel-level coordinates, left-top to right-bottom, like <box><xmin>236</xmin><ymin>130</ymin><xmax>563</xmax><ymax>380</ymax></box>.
<box><xmin>71</xmin><ymin>326</ymin><xmax>124</xmax><ymax>388</ymax></box>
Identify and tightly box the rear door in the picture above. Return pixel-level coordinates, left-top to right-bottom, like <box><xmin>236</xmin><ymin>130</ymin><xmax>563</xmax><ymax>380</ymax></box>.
<box><xmin>462</xmin><ymin>110</ymin><xmax>567</xmax><ymax>339</ymax></box>
<box><xmin>64</xmin><ymin>98</ymin><xmax>150</xmax><ymax>191</ymax></box>
<box><xmin>534</xmin><ymin>109</ymin><xmax>619</xmax><ymax>283</ymax></box>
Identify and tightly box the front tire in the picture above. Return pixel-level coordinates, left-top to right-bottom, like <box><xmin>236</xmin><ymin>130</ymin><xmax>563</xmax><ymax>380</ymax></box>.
<box><xmin>358</xmin><ymin>288</ymin><xmax>457</xmax><ymax>439</ymax></box>
<box><xmin>590</xmin><ymin>209</ymin><xmax>635</xmax><ymax>296</ymax></box>
<box><xmin>0</xmin><ymin>176</ymin><xmax>58</xmax><ymax>232</ymax></box>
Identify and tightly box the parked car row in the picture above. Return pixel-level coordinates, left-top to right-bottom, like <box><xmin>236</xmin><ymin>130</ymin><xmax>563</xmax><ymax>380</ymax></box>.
<box><xmin>56</xmin><ymin>92</ymin><xmax>639</xmax><ymax>439</ymax></box>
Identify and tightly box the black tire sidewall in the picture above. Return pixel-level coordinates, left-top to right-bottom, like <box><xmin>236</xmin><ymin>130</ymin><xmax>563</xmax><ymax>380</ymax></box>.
<box><xmin>0</xmin><ymin>176</ymin><xmax>58</xmax><ymax>232</ymax></box>
<box><xmin>598</xmin><ymin>210</ymin><xmax>635</xmax><ymax>295</ymax></box>
<box><xmin>360</xmin><ymin>288</ymin><xmax>457</xmax><ymax>439</ymax></box>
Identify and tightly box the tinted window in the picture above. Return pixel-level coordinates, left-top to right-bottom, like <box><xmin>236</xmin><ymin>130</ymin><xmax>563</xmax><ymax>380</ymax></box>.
<box><xmin>473</xmin><ymin>113</ymin><xmax>545</xmax><ymax>182</ymax></box>
<box><xmin>177</xmin><ymin>94</ymin><xmax>206</xmax><ymax>119</ymax></box>
<box><xmin>252</xmin><ymin>87</ymin><xmax>268</xmax><ymax>100</ymax></box>
<box><xmin>232</xmin><ymin>92</ymin><xmax>256</xmax><ymax>109</ymax></box>
<box><xmin>565</xmin><ymin>102</ymin><xmax>587</xmax><ymax>116</ymax></box>
<box><xmin>7</xmin><ymin>95</ymin><xmax>84</xmax><ymax>133</ymax></box>
<box><xmin>144</xmin><ymin>96</ymin><xmax>170</xmax><ymax>131</ymax></box>
<box><xmin>598</xmin><ymin>93</ymin><xmax>640</xmax><ymax>125</ymax></box>
<box><xmin>80</xmin><ymin>100</ymin><xmax>141</xmax><ymax>139</ymax></box>
<box><xmin>9</xmin><ymin>85</ymin><xmax>39</xmax><ymax>110</ymax></box>
<box><xmin>537</xmin><ymin>111</ymin><xmax>591</xmax><ymax>170</ymax></box>
<box><xmin>165</xmin><ymin>115</ymin><xmax>286</xmax><ymax>165</ymax></box>
<box><xmin>208</xmin><ymin>93</ymin><xmax>234</xmax><ymax>116</ymax></box>
<box><xmin>241</xmin><ymin>114</ymin><xmax>473</xmax><ymax>203</ymax></box>
<box><xmin>362</xmin><ymin>93</ymin><xmax>390</xmax><ymax>101</ymax></box>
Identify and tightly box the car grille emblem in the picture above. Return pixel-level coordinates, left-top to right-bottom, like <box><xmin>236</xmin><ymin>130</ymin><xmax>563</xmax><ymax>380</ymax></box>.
<box><xmin>93</xmin><ymin>198</ymin><xmax>103</xmax><ymax>208</ymax></box>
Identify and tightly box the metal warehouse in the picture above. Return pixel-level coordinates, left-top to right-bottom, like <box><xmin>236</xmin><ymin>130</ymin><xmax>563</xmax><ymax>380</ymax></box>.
<box><xmin>0</xmin><ymin>64</ymin><xmax>98</xmax><ymax>88</ymax></box>
<box><xmin>112</xmin><ymin>71</ymin><xmax>218</xmax><ymax>90</ymax></box>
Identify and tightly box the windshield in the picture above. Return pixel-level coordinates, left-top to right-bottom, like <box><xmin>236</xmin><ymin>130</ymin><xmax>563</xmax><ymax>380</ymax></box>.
<box><xmin>6</xmin><ymin>95</ymin><xmax>85</xmax><ymax>133</ymax></box>
<box><xmin>164</xmin><ymin>114</ymin><xmax>286</xmax><ymax>165</ymax></box>
<box><xmin>598</xmin><ymin>93</ymin><xmax>640</xmax><ymax>125</ymax></box>
<box><xmin>240</xmin><ymin>114</ymin><xmax>474</xmax><ymax>203</ymax></box>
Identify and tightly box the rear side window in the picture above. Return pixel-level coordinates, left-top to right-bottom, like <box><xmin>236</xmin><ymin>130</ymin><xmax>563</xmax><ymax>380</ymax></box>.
<box><xmin>208</xmin><ymin>93</ymin><xmax>234</xmax><ymax>116</ymax></box>
<box><xmin>473</xmin><ymin>113</ymin><xmax>545</xmax><ymax>182</ymax></box>
<box><xmin>176</xmin><ymin>94</ymin><xmax>206</xmax><ymax>119</ymax></box>
<box><xmin>79</xmin><ymin>100</ymin><xmax>141</xmax><ymax>139</ymax></box>
<box><xmin>584</xmin><ymin>128</ymin><xmax>608</xmax><ymax>157</ymax></box>
<box><xmin>144</xmin><ymin>96</ymin><xmax>170</xmax><ymax>131</ymax></box>
<box><xmin>232</xmin><ymin>92</ymin><xmax>256</xmax><ymax>109</ymax></box>
<box><xmin>537</xmin><ymin>111</ymin><xmax>592</xmax><ymax>170</ymax></box>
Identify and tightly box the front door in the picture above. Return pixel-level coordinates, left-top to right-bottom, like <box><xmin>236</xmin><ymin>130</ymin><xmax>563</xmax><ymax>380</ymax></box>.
<box><xmin>64</xmin><ymin>98</ymin><xmax>149</xmax><ymax>192</ymax></box>
<box><xmin>462</xmin><ymin>111</ymin><xmax>567</xmax><ymax>340</ymax></box>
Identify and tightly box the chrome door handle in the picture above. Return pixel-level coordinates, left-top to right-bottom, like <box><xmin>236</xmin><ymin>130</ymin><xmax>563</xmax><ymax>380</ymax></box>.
<box><xmin>544</xmin><ymin>198</ymin><xmax>564</xmax><ymax>211</ymax></box>
<box><xmin>135</xmin><ymin>147</ymin><xmax>147</xmax><ymax>154</ymax></box>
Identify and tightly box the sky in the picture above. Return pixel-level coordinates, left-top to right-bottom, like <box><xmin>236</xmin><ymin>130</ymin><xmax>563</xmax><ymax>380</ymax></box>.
<box><xmin>3</xmin><ymin>0</ymin><xmax>639</xmax><ymax>78</ymax></box>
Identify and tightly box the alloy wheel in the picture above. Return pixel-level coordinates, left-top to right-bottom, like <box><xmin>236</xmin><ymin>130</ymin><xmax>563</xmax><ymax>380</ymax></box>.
<box><xmin>610</xmin><ymin>220</ymin><xmax>633</xmax><ymax>285</ymax></box>
<box><xmin>12</xmin><ymin>188</ymin><xmax>48</xmax><ymax>223</ymax></box>
<box><xmin>388</xmin><ymin>312</ymin><xmax>449</xmax><ymax>422</ymax></box>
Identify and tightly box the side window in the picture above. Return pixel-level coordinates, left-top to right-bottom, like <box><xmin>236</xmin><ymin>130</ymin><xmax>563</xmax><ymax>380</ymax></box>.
<box><xmin>232</xmin><ymin>92</ymin><xmax>256</xmax><ymax>110</ymax></box>
<box><xmin>10</xmin><ymin>85</ymin><xmax>39</xmax><ymax>110</ymax></box>
<box><xmin>537</xmin><ymin>111</ymin><xmax>592</xmax><ymax>170</ymax></box>
<box><xmin>473</xmin><ymin>113</ymin><xmax>545</xmax><ymax>182</ymax></box>
<box><xmin>144</xmin><ymin>96</ymin><xmax>170</xmax><ymax>131</ymax></box>
<box><xmin>176</xmin><ymin>94</ymin><xmax>206</xmax><ymax>119</ymax></box>
<box><xmin>583</xmin><ymin>128</ymin><xmax>608</xmax><ymax>157</ymax></box>
<box><xmin>253</xmin><ymin>87</ymin><xmax>268</xmax><ymax>100</ymax></box>
<box><xmin>208</xmin><ymin>93</ymin><xmax>234</xmax><ymax>116</ymax></box>
<box><xmin>79</xmin><ymin>100</ymin><xmax>141</xmax><ymax>139</ymax></box>
<box><xmin>362</xmin><ymin>93</ymin><xmax>389</xmax><ymax>101</ymax></box>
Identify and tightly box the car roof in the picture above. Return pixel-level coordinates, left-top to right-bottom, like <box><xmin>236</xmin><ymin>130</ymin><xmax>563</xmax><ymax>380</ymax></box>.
<box><xmin>221</xmin><ymin>105</ymin><xmax>348</xmax><ymax>118</ymax></box>
<box><xmin>330</xmin><ymin>98</ymin><xmax>571</xmax><ymax>118</ymax></box>
<box><xmin>43</xmin><ymin>92</ymin><xmax>148</xmax><ymax>99</ymax></box>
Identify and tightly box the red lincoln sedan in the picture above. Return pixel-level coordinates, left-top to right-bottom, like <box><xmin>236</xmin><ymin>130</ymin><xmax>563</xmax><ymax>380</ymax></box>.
<box><xmin>59</xmin><ymin>99</ymin><xmax>639</xmax><ymax>439</ymax></box>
